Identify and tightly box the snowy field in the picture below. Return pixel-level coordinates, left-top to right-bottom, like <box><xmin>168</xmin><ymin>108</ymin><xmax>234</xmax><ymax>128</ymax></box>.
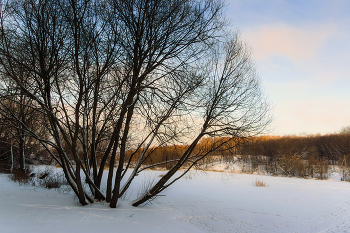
<box><xmin>1</xmin><ymin>168</ymin><xmax>350</xmax><ymax>233</ymax></box>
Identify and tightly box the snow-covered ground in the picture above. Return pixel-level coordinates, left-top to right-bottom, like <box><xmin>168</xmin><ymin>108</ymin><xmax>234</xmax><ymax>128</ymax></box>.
<box><xmin>1</xmin><ymin>168</ymin><xmax>350</xmax><ymax>233</ymax></box>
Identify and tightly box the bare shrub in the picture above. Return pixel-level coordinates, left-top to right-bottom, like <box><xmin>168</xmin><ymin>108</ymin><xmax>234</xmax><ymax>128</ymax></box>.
<box><xmin>277</xmin><ymin>155</ymin><xmax>306</xmax><ymax>177</ymax></box>
<box><xmin>9</xmin><ymin>166</ymin><xmax>33</xmax><ymax>185</ymax></box>
<box><xmin>39</xmin><ymin>174</ymin><xmax>63</xmax><ymax>189</ymax></box>
<box><xmin>314</xmin><ymin>160</ymin><xmax>329</xmax><ymax>180</ymax></box>
<box><xmin>339</xmin><ymin>154</ymin><xmax>350</xmax><ymax>181</ymax></box>
<box><xmin>37</xmin><ymin>168</ymin><xmax>68</xmax><ymax>189</ymax></box>
<box><xmin>341</xmin><ymin>167</ymin><xmax>350</xmax><ymax>182</ymax></box>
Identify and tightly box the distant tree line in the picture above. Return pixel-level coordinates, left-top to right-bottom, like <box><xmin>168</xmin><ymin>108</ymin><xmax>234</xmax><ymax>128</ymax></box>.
<box><xmin>239</xmin><ymin>133</ymin><xmax>350</xmax><ymax>162</ymax></box>
<box><xmin>122</xmin><ymin>132</ymin><xmax>350</xmax><ymax>180</ymax></box>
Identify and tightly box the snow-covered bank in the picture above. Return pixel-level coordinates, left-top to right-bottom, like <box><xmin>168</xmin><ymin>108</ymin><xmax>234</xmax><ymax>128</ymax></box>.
<box><xmin>1</xmin><ymin>169</ymin><xmax>350</xmax><ymax>233</ymax></box>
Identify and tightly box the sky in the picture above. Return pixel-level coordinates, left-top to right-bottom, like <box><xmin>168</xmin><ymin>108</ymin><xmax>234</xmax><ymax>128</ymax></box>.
<box><xmin>226</xmin><ymin>0</ymin><xmax>350</xmax><ymax>136</ymax></box>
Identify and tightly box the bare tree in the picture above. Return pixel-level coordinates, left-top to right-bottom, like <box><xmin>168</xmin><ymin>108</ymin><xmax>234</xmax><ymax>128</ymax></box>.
<box><xmin>0</xmin><ymin>23</ymin><xmax>48</xmax><ymax>171</ymax></box>
<box><xmin>0</xmin><ymin>0</ymin><xmax>270</xmax><ymax>208</ymax></box>
<box><xmin>340</xmin><ymin>126</ymin><xmax>350</xmax><ymax>135</ymax></box>
<box><xmin>131</xmin><ymin>34</ymin><xmax>271</xmax><ymax>206</ymax></box>
<box><xmin>0</xmin><ymin>89</ymin><xmax>40</xmax><ymax>170</ymax></box>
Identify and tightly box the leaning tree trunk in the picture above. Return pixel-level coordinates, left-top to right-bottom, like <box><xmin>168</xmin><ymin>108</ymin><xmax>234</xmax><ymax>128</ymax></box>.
<box><xmin>131</xmin><ymin>134</ymin><xmax>203</xmax><ymax>206</ymax></box>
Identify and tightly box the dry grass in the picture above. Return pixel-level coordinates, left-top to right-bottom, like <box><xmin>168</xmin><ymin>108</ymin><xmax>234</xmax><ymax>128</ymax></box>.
<box><xmin>206</xmin><ymin>169</ymin><xmax>223</xmax><ymax>172</ymax></box>
<box><xmin>253</xmin><ymin>179</ymin><xmax>267</xmax><ymax>187</ymax></box>
<box><xmin>150</xmin><ymin>167</ymin><xmax>168</xmax><ymax>171</ymax></box>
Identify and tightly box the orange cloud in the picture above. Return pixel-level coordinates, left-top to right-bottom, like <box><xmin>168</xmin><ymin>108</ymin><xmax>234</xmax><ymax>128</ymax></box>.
<box><xmin>242</xmin><ymin>23</ymin><xmax>337</xmax><ymax>62</ymax></box>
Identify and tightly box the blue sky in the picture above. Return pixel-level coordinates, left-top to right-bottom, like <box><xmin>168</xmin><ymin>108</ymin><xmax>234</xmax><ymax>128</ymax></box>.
<box><xmin>226</xmin><ymin>0</ymin><xmax>350</xmax><ymax>135</ymax></box>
